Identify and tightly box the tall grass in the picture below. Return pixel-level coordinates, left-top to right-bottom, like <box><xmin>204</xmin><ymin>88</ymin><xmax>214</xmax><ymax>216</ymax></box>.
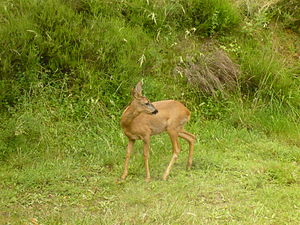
<box><xmin>0</xmin><ymin>0</ymin><xmax>298</xmax><ymax>144</ymax></box>
<box><xmin>238</xmin><ymin>39</ymin><xmax>300</xmax><ymax>105</ymax></box>
<box><xmin>0</xmin><ymin>0</ymin><xmax>299</xmax><ymax>155</ymax></box>
<box><xmin>0</xmin><ymin>0</ymin><xmax>242</xmax><ymax>111</ymax></box>
<box><xmin>1</xmin><ymin>1</ymin><xmax>300</xmax><ymax>224</ymax></box>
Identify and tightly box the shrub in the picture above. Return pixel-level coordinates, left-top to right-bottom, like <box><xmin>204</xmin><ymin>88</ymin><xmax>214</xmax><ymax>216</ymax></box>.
<box><xmin>0</xmin><ymin>0</ymin><xmax>154</xmax><ymax>111</ymax></box>
<box><xmin>179</xmin><ymin>0</ymin><xmax>241</xmax><ymax>36</ymax></box>
<box><xmin>175</xmin><ymin>41</ymin><xmax>240</xmax><ymax>96</ymax></box>
<box><xmin>237</xmin><ymin>38</ymin><xmax>300</xmax><ymax>108</ymax></box>
<box><xmin>272</xmin><ymin>0</ymin><xmax>300</xmax><ymax>33</ymax></box>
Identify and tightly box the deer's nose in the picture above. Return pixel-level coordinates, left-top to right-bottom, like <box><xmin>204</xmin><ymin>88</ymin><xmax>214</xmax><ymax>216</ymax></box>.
<box><xmin>152</xmin><ymin>109</ymin><xmax>158</xmax><ymax>115</ymax></box>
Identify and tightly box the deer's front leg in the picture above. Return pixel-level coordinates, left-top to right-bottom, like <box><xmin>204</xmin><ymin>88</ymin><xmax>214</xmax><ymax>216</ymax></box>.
<box><xmin>143</xmin><ymin>136</ymin><xmax>151</xmax><ymax>182</ymax></box>
<box><xmin>121</xmin><ymin>139</ymin><xmax>135</xmax><ymax>180</ymax></box>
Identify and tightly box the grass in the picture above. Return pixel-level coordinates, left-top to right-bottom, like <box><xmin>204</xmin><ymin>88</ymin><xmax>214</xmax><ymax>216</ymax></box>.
<box><xmin>1</xmin><ymin>106</ymin><xmax>299</xmax><ymax>224</ymax></box>
<box><xmin>1</xmin><ymin>0</ymin><xmax>300</xmax><ymax>224</ymax></box>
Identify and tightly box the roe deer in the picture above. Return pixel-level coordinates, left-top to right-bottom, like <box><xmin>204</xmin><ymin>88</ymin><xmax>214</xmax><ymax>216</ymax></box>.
<box><xmin>120</xmin><ymin>81</ymin><xmax>195</xmax><ymax>181</ymax></box>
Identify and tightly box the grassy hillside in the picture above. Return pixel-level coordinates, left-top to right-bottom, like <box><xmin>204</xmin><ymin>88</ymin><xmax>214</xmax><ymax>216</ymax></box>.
<box><xmin>0</xmin><ymin>0</ymin><xmax>300</xmax><ymax>224</ymax></box>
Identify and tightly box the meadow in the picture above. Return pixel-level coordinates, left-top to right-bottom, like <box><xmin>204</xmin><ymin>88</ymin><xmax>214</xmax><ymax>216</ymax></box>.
<box><xmin>0</xmin><ymin>0</ymin><xmax>300</xmax><ymax>224</ymax></box>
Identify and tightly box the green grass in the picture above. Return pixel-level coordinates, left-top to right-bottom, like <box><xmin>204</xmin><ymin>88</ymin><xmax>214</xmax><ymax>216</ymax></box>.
<box><xmin>1</xmin><ymin>0</ymin><xmax>300</xmax><ymax>224</ymax></box>
<box><xmin>1</xmin><ymin>115</ymin><xmax>299</xmax><ymax>224</ymax></box>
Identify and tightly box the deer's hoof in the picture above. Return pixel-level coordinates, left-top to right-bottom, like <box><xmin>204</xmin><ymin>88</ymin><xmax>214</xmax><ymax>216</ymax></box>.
<box><xmin>121</xmin><ymin>173</ymin><xmax>127</xmax><ymax>180</ymax></box>
<box><xmin>116</xmin><ymin>178</ymin><xmax>126</xmax><ymax>184</ymax></box>
<box><xmin>162</xmin><ymin>175</ymin><xmax>168</xmax><ymax>181</ymax></box>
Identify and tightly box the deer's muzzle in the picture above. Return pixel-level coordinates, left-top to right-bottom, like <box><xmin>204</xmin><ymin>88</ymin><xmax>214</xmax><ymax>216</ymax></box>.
<box><xmin>152</xmin><ymin>109</ymin><xmax>158</xmax><ymax>115</ymax></box>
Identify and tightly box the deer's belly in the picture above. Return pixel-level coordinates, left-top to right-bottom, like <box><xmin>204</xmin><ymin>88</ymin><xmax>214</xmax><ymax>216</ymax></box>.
<box><xmin>124</xmin><ymin>130</ymin><xmax>140</xmax><ymax>140</ymax></box>
<box><xmin>149</xmin><ymin>120</ymin><xmax>167</xmax><ymax>135</ymax></box>
<box><xmin>150</xmin><ymin>126</ymin><xmax>166</xmax><ymax>135</ymax></box>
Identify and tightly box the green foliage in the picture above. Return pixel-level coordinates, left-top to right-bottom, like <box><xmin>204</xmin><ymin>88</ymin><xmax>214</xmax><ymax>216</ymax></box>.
<box><xmin>271</xmin><ymin>0</ymin><xmax>300</xmax><ymax>33</ymax></box>
<box><xmin>0</xmin><ymin>0</ymin><xmax>300</xmax><ymax>223</ymax></box>
<box><xmin>0</xmin><ymin>0</ymin><xmax>299</xmax><ymax>158</ymax></box>
<box><xmin>180</xmin><ymin>0</ymin><xmax>241</xmax><ymax>36</ymax></box>
<box><xmin>0</xmin><ymin>0</ymin><xmax>153</xmax><ymax>110</ymax></box>
<box><xmin>0</xmin><ymin>0</ymin><xmax>242</xmax><ymax>112</ymax></box>
<box><xmin>237</xmin><ymin>0</ymin><xmax>300</xmax><ymax>33</ymax></box>
<box><xmin>237</xmin><ymin>37</ymin><xmax>300</xmax><ymax>107</ymax></box>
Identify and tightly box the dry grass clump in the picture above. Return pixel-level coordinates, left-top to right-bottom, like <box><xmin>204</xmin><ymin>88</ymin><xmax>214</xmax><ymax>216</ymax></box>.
<box><xmin>175</xmin><ymin>43</ymin><xmax>240</xmax><ymax>96</ymax></box>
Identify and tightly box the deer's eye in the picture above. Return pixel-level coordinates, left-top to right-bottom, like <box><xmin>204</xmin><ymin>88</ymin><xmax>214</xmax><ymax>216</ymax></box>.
<box><xmin>145</xmin><ymin>102</ymin><xmax>150</xmax><ymax>106</ymax></box>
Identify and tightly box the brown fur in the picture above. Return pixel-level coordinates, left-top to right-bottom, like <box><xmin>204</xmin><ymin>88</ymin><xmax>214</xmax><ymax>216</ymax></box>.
<box><xmin>120</xmin><ymin>81</ymin><xmax>195</xmax><ymax>181</ymax></box>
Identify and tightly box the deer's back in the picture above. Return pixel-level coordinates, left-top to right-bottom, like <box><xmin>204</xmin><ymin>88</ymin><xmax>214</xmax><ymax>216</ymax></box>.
<box><xmin>153</xmin><ymin>100</ymin><xmax>190</xmax><ymax>116</ymax></box>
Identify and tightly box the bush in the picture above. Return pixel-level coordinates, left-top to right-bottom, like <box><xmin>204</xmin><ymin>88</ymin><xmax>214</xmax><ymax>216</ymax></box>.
<box><xmin>272</xmin><ymin>0</ymin><xmax>300</xmax><ymax>33</ymax></box>
<box><xmin>237</xmin><ymin>38</ymin><xmax>300</xmax><ymax>108</ymax></box>
<box><xmin>0</xmin><ymin>0</ymin><xmax>154</xmax><ymax>111</ymax></box>
<box><xmin>175</xmin><ymin>42</ymin><xmax>240</xmax><ymax>96</ymax></box>
<box><xmin>179</xmin><ymin>0</ymin><xmax>241</xmax><ymax>36</ymax></box>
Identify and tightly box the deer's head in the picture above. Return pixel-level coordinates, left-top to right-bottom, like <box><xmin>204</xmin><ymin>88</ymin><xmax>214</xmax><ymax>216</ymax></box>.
<box><xmin>131</xmin><ymin>81</ymin><xmax>158</xmax><ymax>115</ymax></box>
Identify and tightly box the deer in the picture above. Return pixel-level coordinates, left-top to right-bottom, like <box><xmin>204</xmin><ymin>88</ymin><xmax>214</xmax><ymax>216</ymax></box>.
<box><xmin>120</xmin><ymin>81</ymin><xmax>196</xmax><ymax>181</ymax></box>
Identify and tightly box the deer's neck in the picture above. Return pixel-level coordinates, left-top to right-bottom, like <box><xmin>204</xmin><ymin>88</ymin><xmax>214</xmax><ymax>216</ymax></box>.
<box><xmin>121</xmin><ymin>104</ymin><xmax>141</xmax><ymax>127</ymax></box>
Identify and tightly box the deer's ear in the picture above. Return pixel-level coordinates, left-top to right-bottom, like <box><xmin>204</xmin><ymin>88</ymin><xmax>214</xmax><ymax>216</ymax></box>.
<box><xmin>131</xmin><ymin>88</ymin><xmax>137</xmax><ymax>98</ymax></box>
<box><xmin>132</xmin><ymin>81</ymin><xmax>143</xmax><ymax>98</ymax></box>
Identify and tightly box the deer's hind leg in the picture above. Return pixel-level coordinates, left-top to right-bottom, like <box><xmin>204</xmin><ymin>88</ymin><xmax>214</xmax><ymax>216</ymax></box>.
<box><xmin>163</xmin><ymin>129</ymin><xmax>180</xmax><ymax>180</ymax></box>
<box><xmin>178</xmin><ymin>130</ymin><xmax>195</xmax><ymax>170</ymax></box>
